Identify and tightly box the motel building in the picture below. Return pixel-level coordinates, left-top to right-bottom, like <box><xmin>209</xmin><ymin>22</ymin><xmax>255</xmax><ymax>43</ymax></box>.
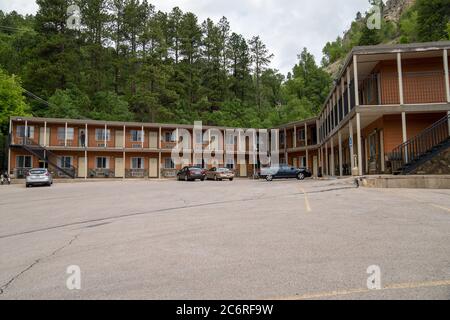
<box><xmin>6</xmin><ymin>41</ymin><xmax>450</xmax><ymax>180</ymax></box>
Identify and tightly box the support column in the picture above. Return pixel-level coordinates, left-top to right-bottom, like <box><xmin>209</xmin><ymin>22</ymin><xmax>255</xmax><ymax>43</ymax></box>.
<box><xmin>64</xmin><ymin>122</ymin><xmax>68</xmax><ymax>147</ymax></box>
<box><xmin>443</xmin><ymin>49</ymin><xmax>450</xmax><ymax>136</ymax></box>
<box><xmin>316</xmin><ymin>120</ymin><xmax>320</xmax><ymax>145</ymax></box>
<box><xmin>402</xmin><ymin>112</ymin><xmax>408</xmax><ymax>163</ymax></box>
<box><xmin>380</xmin><ymin>130</ymin><xmax>385</xmax><ymax>173</ymax></box>
<box><xmin>293</xmin><ymin>125</ymin><xmax>297</xmax><ymax>149</ymax></box>
<box><xmin>445</xmin><ymin>49</ymin><xmax>450</xmax><ymax>102</ymax></box>
<box><xmin>141</xmin><ymin>125</ymin><xmax>144</xmax><ymax>149</ymax></box>
<box><xmin>104</xmin><ymin>124</ymin><xmax>107</xmax><ymax>148</ymax></box>
<box><xmin>284</xmin><ymin>128</ymin><xmax>288</xmax><ymax>164</ymax></box>
<box><xmin>305</xmin><ymin>122</ymin><xmax>309</xmax><ymax>168</ymax></box>
<box><xmin>338</xmin><ymin>130</ymin><xmax>343</xmax><ymax>177</ymax></box>
<box><xmin>24</xmin><ymin>120</ymin><xmax>28</xmax><ymax>145</ymax></box>
<box><xmin>85</xmin><ymin>123</ymin><xmax>88</xmax><ymax>148</ymax></box>
<box><xmin>397</xmin><ymin>52</ymin><xmax>404</xmax><ymax>105</ymax></box>
<box><xmin>84</xmin><ymin>149</ymin><xmax>88</xmax><ymax>180</ymax></box>
<box><xmin>158</xmin><ymin>152</ymin><xmax>162</xmax><ymax>179</ymax></box>
<box><xmin>349</xmin><ymin>119</ymin><xmax>354</xmax><ymax>169</ymax></box>
<box><xmin>353</xmin><ymin>55</ymin><xmax>360</xmax><ymax>107</ymax></box>
<box><xmin>158</xmin><ymin>127</ymin><xmax>162</xmax><ymax>149</ymax></box>
<box><xmin>123</xmin><ymin>150</ymin><xmax>126</xmax><ymax>180</ymax></box>
<box><xmin>325</xmin><ymin>141</ymin><xmax>329</xmax><ymax>176</ymax></box>
<box><xmin>330</xmin><ymin>136</ymin><xmax>335</xmax><ymax>176</ymax></box>
<box><xmin>356</xmin><ymin>113</ymin><xmax>363</xmax><ymax>176</ymax></box>
<box><xmin>43</xmin><ymin>121</ymin><xmax>47</xmax><ymax>147</ymax></box>
<box><xmin>123</xmin><ymin>125</ymin><xmax>126</xmax><ymax>180</ymax></box>
<box><xmin>347</xmin><ymin>67</ymin><xmax>351</xmax><ymax>109</ymax></box>
<box><xmin>8</xmin><ymin>118</ymin><xmax>12</xmax><ymax>176</ymax></box>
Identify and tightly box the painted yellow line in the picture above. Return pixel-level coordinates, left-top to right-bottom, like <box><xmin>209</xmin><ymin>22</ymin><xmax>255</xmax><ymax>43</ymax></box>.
<box><xmin>377</xmin><ymin>189</ymin><xmax>450</xmax><ymax>214</ymax></box>
<box><xmin>431</xmin><ymin>204</ymin><xmax>450</xmax><ymax>213</ymax></box>
<box><xmin>270</xmin><ymin>279</ymin><xmax>450</xmax><ymax>300</ymax></box>
<box><xmin>300</xmin><ymin>187</ymin><xmax>312</xmax><ymax>212</ymax></box>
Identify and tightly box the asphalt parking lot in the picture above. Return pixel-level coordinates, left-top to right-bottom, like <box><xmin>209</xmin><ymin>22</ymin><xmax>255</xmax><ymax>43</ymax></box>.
<box><xmin>0</xmin><ymin>178</ymin><xmax>449</xmax><ymax>300</ymax></box>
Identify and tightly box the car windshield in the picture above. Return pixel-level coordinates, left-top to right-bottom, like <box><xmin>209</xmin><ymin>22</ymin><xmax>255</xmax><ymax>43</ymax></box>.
<box><xmin>189</xmin><ymin>168</ymin><xmax>202</xmax><ymax>172</ymax></box>
<box><xmin>30</xmin><ymin>169</ymin><xmax>46</xmax><ymax>175</ymax></box>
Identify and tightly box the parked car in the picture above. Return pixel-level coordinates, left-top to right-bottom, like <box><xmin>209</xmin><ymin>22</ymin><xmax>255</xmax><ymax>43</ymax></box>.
<box><xmin>206</xmin><ymin>167</ymin><xmax>235</xmax><ymax>181</ymax></box>
<box><xmin>26</xmin><ymin>168</ymin><xmax>53</xmax><ymax>188</ymax></box>
<box><xmin>259</xmin><ymin>165</ymin><xmax>312</xmax><ymax>181</ymax></box>
<box><xmin>177</xmin><ymin>166</ymin><xmax>206</xmax><ymax>181</ymax></box>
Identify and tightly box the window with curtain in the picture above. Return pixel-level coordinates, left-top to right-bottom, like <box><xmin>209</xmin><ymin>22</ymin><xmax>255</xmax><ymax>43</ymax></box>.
<box><xmin>131</xmin><ymin>157</ymin><xmax>145</xmax><ymax>169</ymax></box>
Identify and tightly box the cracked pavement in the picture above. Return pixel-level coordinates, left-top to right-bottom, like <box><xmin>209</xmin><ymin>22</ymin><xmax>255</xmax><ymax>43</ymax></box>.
<box><xmin>0</xmin><ymin>179</ymin><xmax>449</xmax><ymax>299</ymax></box>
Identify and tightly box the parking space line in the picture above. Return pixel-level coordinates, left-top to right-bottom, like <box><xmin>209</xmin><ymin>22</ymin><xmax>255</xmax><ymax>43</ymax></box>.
<box><xmin>376</xmin><ymin>189</ymin><xmax>450</xmax><ymax>214</ymax></box>
<box><xmin>300</xmin><ymin>188</ymin><xmax>312</xmax><ymax>213</ymax></box>
<box><xmin>270</xmin><ymin>279</ymin><xmax>450</xmax><ymax>300</ymax></box>
<box><xmin>431</xmin><ymin>204</ymin><xmax>450</xmax><ymax>213</ymax></box>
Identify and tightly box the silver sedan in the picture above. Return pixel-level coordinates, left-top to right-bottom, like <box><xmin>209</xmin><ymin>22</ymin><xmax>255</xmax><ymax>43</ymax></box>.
<box><xmin>26</xmin><ymin>169</ymin><xmax>53</xmax><ymax>188</ymax></box>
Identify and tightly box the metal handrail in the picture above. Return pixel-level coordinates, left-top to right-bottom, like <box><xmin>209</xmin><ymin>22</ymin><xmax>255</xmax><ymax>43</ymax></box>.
<box><xmin>20</xmin><ymin>138</ymin><xmax>77</xmax><ymax>178</ymax></box>
<box><xmin>388</xmin><ymin>114</ymin><xmax>450</xmax><ymax>173</ymax></box>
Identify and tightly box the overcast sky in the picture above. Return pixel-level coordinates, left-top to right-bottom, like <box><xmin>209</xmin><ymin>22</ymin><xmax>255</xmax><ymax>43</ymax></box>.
<box><xmin>0</xmin><ymin>0</ymin><xmax>372</xmax><ymax>75</ymax></box>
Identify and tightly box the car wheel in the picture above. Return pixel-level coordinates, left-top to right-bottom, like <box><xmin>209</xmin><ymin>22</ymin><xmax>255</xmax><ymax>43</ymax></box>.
<box><xmin>229</xmin><ymin>178</ymin><xmax>234</xmax><ymax>181</ymax></box>
<box><xmin>297</xmin><ymin>173</ymin><xmax>305</xmax><ymax>180</ymax></box>
<box><xmin>266</xmin><ymin>175</ymin><xmax>273</xmax><ymax>182</ymax></box>
<box><xmin>26</xmin><ymin>184</ymin><xmax>30</xmax><ymax>188</ymax></box>
<box><xmin>214</xmin><ymin>175</ymin><xmax>218</xmax><ymax>181</ymax></box>
<box><xmin>200</xmin><ymin>178</ymin><xmax>205</xmax><ymax>181</ymax></box>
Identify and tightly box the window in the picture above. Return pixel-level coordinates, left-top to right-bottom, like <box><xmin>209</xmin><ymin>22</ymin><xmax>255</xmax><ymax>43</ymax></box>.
<box><xmin>16</xmin><ymin>155</ymin><xmax>32</xmax><ymax>168</ymax></box>
<box><xmin>130</xmin><ymin>130</ymin><xmax>143</xmax><ymax>142</ymax></box>
<box><xmin>165</xmin><ymin>132</ymin><xmax>175</xmax><ymax>142</ymax></box>
<box><xmin>299</xmin><ymin>156</ymin><xmax>306</xmax><ymax>168</ymax></box>
<box><xmin>60</xmin><ymin>156</ymin><xmax>73</xmax><ymax>168</ymax></box>
<box><xmin>226</xmin><ymin>159</ymin><xmax>235</xmax><ymax>169</ymax></box>
<box><xmin>131</xmin><ymin>157</ymin><xmax>145</xmax><ymax>169</ymax></box>
<box><xmin>96</xmin><ymin>157</ymin><xmax>109</xmax><ymax>169</ymax></box>
<box><xmin>297</xmin><ymin>129</ymin><xmax>305</xmax><ymax>141</ymax></box>
<box><xmin>164</xmin><ymin>158</ymin><xmax>175</xmax><ymax>169</ymax></box>
<box><xmin>280</xmin><ymin>132</ymin><xmax>285</xmax><ymax>144</ymax></box>
<box><xmin>226</xmin><ymin>134</ymin><xmax>235</xmax><ymax>145</ymax></box>
<box><xmin>57</xmin><ymin>127</ymin><xmax>74</xmax><ymax>140</ymax></box>
<box><xmin>95</xmin><ymin>129</ymin><xmax>111</xmax><ymax>141</ymax></box>
<box><xmin>16</xmin><ymin>126</ymin><xmax>34</xmax><ymax>138</ymax></box>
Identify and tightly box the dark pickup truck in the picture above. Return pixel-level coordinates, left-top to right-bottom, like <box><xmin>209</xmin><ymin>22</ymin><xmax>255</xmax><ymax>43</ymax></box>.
<box><xmin>259</xmin><ymin>165</ymin><xmax>312</xmax><ymax>181</ymax></box>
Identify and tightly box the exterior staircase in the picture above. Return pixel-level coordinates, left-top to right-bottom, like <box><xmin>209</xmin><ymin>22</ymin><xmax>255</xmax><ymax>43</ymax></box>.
<box><xmin>13</xmin><ymin>137</ymin><xmax>77</xmax><ymax>178</ymax></box>
<box><xmin>388</xmin><ymin>114</ymin><xmax>450</xmax><ymax>175</ymax></box>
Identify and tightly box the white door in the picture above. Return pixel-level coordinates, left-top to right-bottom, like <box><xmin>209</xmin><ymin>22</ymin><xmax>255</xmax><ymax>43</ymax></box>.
<box><xmin>115</xmin><ymin>130</ymin><xmax>124</xmax><ymax>148</ymax></box>
<box><xmin>149</xmin><ymin>132</ymin><xmax>158</xmax><ymax>149</ymax></box>
<box><xmin>115</xmin><ymin>158</ymin><xmax>124</xmax><ymax>178</ymax></box>
<box><xmin>240</xmin><ymin>164</ymin><xmax>247</xmax><ymax>177</ymax></box>
<box><xmin>149</xmin><ymin>158</ymin><xmax>158</xmax><ymax>178</ymax></box>
<box><xmin>39</xmin><ymin>127</ymin><xmax>50</xmax><ymax>146</ymax></box>
<box><xmin>313</xmin><ymin>156</ymin><xmax>318</xmax><ymax>177</ymax></box>
<box><xmin>78</xmin><ymin>157</ymin><xmax>86</xmax><ymax>178</ymax></box>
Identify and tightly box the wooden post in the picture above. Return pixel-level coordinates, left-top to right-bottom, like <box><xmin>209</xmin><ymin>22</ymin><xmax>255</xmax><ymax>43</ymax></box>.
<box><xmin>349</xmin><ymin>119</ymin><xmax>354</xmax><ymax>169</ymax></box>
<box><xmin>356</xmin><ymin>113</ymin><xmax>362</xmax><ymax>176</ymax></box>
<box><xmin>330</xmin><ymin>136</ymin><xmax>335</xmax><ymax>176</ymax></box>
<box><xmin>104</xmin><ymin>124</ymin><xmax>107</xmax><ymax>148</ymax></box>
<box><xmin>353</xmin><ymin>55</ymin><xmax>359</xmax><ymax>106</ymax></box>
<box><xmin>65</xmin><ymin>122</ymin><xmax>68</xmax><ymax>147</ymax></box>
<box><xmin>85</xmin><ymin>123</ymin><xmax>88</xmax><ymax>148</ymax></box>
<box><xmin>43</xmin><ymin>121</ymin><xmax>47</xmax><ymax>147</ymax></box>
<box><xmin>397</xmin><ymin>52</ymin><xmax>404</xmax><ymax>105</ymax></box>
<box><xmin>338</xmin><ymin>130</ymin><xmax>343</xmax><ymax>177</ymax></box>
<box><xmin>141</xmin><ymin>125</ymin><xmax>144</xmax><ymax>149</ymax></box>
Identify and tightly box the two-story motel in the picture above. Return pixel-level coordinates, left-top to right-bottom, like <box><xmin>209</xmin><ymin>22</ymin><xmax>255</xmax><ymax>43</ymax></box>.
<box><xmin>6</xmin><ymin>41</ymin><xmax>450</xmax><ymax>180</ymax></box>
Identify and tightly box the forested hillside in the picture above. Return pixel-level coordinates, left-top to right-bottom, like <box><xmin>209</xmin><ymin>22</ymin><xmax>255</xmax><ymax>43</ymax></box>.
<box><xmin>322</xmin><ymin>0</ymin><xmax>450</xmax><ymax>75</ymax></box>
<box><xmin>0</xmin><ymin>0</ymin><xmax>331</xmax><ymax>133</ymax></box>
